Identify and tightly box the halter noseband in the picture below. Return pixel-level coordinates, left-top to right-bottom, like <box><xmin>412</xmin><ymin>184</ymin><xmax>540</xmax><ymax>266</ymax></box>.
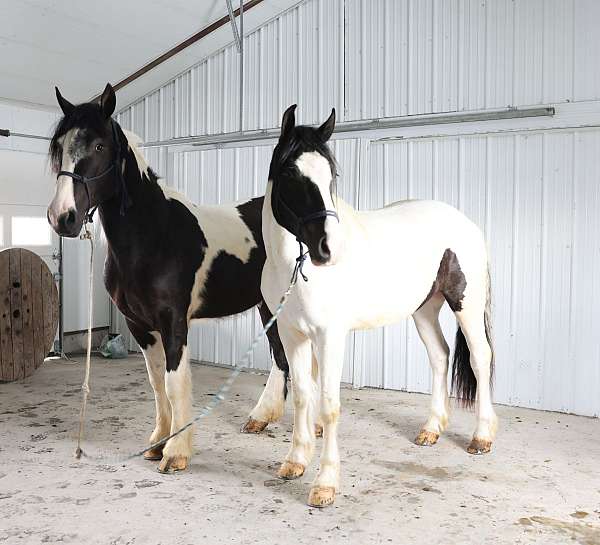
<box><xmin>273</xmin><ymin>190</ymin><xmax>339</xmax><ymax>243</ymax></box>
<box><xmin>56</xmin><ymin>120</ymin><xmax>131</xmax><ymax>223</ymax></box>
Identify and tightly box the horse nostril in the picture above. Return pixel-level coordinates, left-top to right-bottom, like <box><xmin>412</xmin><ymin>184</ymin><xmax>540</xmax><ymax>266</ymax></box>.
<box><xmin>57</xmin><ymin>210</ymin><xmax>76</xmax><ymax>232</ymax></box>
<box><xmin>318</xmin><ymin>236</ymin><xmax>331</xmax><ymax>260</ymax></box>
<box><xmin>65</xmin><ymin>210</ymin><xmax>75</xmax><ymax>226</ymax></box>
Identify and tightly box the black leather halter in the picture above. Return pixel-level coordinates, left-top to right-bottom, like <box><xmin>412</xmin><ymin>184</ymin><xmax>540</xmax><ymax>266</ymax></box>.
<box><xmin>272</xmin><ymin>185</ymin><xmax>339</xmax><ymax>282</ymax></box>
<box><xmin>56</xmin><ymin>120</ymin><xmax>131</xmax><ymax>223</ymax></box>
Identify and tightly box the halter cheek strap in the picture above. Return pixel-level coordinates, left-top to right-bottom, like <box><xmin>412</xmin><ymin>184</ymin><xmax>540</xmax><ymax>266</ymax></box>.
<box><xmin>56</xmin><ymin>120</ymin><xmax>132</xmax><ymax>223</ymax></box>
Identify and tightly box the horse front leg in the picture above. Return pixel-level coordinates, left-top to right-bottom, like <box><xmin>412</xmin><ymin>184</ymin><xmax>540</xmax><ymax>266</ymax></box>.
<box><xmin>276</xmin><ymin>326</ymin><xmax>315</xmax><ymax>481</ymax></box>
<box><xmin>157</xmin><ymin>315</ymin><xmax>193</xmax><ymax>473</ymax></box>
<box><xmin>126</xmin><ymin>319</ymin><xmax>171</xmax><ymax>462</ymax></box>
<box><xmin>308</xmin><ymin>330</ymin><xmax>346</xmax><ymax>508</ymax></box>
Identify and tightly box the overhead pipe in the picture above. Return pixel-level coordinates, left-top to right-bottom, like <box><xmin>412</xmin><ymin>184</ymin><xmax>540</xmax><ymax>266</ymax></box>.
<box><xmin>0</xmin><ymin>129</ymin><xmax>50</xmax><ymax>141</ymax></box>
<box><xmin>138</xmin><ymin>106</ymin><xmax>556</xmax><ymax>149</ymax></box>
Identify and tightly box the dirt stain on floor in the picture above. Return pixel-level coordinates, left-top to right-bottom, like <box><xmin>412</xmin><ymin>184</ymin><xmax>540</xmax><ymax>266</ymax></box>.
<box><xmin>518</xmin><ymin>515</ymin><xmax>600</xmax><ymax>545</ymax></box>
<box><xmin>372</xmin><ymin>460</ymin><xmax>458</xmax><ymax>480</ymax></box>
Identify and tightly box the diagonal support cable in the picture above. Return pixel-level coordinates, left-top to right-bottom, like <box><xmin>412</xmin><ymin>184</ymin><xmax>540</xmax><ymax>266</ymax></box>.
<box><xmin>225</xmin><ymin>0</ymin><xmax>242</xmax><ymax>52</ymax></box>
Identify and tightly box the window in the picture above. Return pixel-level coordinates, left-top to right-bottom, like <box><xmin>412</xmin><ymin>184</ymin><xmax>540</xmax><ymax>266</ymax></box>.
<box><xmin>11</xmin><ymin>216</ymin><xmax>52</xmax><ymax>246</ymax></box>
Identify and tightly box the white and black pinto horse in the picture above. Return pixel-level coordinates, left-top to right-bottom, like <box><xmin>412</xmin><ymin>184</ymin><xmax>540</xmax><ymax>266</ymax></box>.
<box><xmin>256</xmin><ymin>105</ymin><xmax>497</xmax><ymax>507</ymax></box>
<box><xmin>46</xmin><ymin>84</ymin><xmax>289</xmax><ymax>472</ymax></box>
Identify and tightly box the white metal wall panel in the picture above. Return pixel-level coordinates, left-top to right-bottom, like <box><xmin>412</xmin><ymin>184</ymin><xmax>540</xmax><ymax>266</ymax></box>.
<box><xmin>344</xmin><ymin>0</ymin><xmax>598</xmax><ymax>119</ymax></box>
<box><xmin>120</xmin><ymin>0</ymin><xmax>600</xmax><ymax>140</ymax></box>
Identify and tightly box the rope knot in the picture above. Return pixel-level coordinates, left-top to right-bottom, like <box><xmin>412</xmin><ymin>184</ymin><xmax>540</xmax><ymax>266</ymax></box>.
<box><xmin>291</xmin><ymin>240</ymin><xmax>309</xmax><ymax>284</ymax></box>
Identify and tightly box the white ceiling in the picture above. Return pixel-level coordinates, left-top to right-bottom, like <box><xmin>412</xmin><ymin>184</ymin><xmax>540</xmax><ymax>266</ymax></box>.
<box><xmin>0</xmin><ymin>0</ymin><xmax>300</xmax><ymax>111</ymax></box>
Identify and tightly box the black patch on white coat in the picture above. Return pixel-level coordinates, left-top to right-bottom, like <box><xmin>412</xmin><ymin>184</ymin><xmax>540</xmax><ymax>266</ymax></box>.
<box><xmin>417</xmin><ymin>248</ymin><xmax>467</xmax><ymax>312</ymax></box>
<box><xmin>192</xmin><ymin>197</ymin><xmax>266</xmax><ymax>318</ymax></box>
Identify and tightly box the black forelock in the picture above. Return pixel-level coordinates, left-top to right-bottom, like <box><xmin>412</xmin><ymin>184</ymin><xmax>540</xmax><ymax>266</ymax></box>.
<box><xmin>269</xmin><ymin>125</ymin><xmax>338</xmax><ymax>181</ymax></box>
<box><xmin>49</xmin><ymin>103</ymin><xmax>111</xmax><ymax>173</ymax></box>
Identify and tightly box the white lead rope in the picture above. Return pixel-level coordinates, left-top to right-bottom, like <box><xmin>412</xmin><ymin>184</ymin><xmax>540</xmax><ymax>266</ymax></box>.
<box><xmin>73</xmin><ymin>231</ymin><xmax>308</xmax><ymax>465</ymax></box>
<box><xmin>74</xmin><ymin>222</ymin><xmax>95</xmax><ymax>459</ymax></box>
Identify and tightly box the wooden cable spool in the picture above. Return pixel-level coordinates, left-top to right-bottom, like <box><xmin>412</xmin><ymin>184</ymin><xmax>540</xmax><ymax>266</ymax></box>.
<box><xmin>0</xmin><ymin>248</ymin><xmax>58</xmax><ymax>382</ymax></box>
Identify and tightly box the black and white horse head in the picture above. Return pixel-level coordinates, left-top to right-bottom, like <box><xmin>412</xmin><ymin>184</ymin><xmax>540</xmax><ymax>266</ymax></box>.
<box><xmin>48</xmin><ymin>83</ymin><xmax>133</xmax><ymax>237</ymax></box>
<box><xmin>269</xmin><ymin>105</ymin><xmax>342</xmax><ymax>266</ymax></box>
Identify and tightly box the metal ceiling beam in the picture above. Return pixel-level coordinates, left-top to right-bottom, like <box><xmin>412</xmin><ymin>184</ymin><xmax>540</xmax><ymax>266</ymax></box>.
<box><xmin>92</xmin><ymin>0</ymin><xmax>263</xmax><ymax>100</ymax></box>
<box><xmin>138</xmin><ymin>106</ymin><xmax>556</xmax><ymax>149</ymax></box>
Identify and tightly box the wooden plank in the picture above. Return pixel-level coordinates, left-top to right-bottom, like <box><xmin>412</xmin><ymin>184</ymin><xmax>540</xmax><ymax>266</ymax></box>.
<box><xmin>30</xmin><ymin>255</ymin><xmax>44</xmax><ymax>370</ymax></box>
<box><xmin>49</xmin><ymin>268</ymin><xmax>59</xmax><ymax>355</ymax></box>
<box><xmin>20</xmin><ymin>250</ymin><xmax>34</xmax><ymax>379</ymax></box>
<box><xmin>9</xmin><ymin>249</ymin><xmax>23</xmax><ymax>380</ymax></box>
<box><xmin>0</xmin><ymin>251</ymin><xmax>13</xmax><ymax>381</ymax></box>
<box><xmin>42</xmin><ymin>265</ymin><xmax>57</xmax><ymax>356</ymax></box>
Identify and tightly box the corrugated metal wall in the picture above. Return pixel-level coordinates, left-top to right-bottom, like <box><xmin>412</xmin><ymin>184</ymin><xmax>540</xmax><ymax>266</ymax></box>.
<box><xmin>116</xmin><ymin>0</ymin><xmax>600</xmax><ymax>416</ymax></box>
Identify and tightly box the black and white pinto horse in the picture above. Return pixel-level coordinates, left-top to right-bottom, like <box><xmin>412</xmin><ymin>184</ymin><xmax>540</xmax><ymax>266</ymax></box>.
<box><xmin>258</xmin><ymin>105</ymin><xmax>497</xmax><ymax>507</ymax></box>
<box><xmin>46</xmin><ymin>84</ymin><xmax>289</xmax><ymax>472</ymax></box>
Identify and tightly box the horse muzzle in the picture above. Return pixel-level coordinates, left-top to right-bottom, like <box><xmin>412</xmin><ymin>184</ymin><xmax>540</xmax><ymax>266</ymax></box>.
<box><xmin>48</xmin><ymin>207</ymin><xmax>81</xmax><ymax>238</ymax></box>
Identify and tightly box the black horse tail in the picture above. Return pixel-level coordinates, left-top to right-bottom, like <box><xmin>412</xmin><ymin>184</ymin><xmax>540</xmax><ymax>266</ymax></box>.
<box><xmin>451</xmin><ymin>267</ymin><xmax>494</xmax><ymax>407</ymax></box>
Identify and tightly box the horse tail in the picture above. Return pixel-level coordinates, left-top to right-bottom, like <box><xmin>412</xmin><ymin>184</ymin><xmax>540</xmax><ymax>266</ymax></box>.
<box><xmin>451</xmin><ymin>327</ymin><xmax>476</xmax><ymax>407</ymax></box>
<box><xmin>484</xmin><ymin>266</ymin><xmax>495</xmax><ymax>390</ymax></box>
<box><xmin>451</xmin><ymin>266</ymin><xmax>494</xmax><ymax>407</ymax></box>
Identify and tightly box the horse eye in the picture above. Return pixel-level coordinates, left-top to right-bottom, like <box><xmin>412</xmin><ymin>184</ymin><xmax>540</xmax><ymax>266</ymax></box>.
<box><xmin>95</xmin><ymin>144</ymin><xmax>104</xmax><ymax>152</ymax></box>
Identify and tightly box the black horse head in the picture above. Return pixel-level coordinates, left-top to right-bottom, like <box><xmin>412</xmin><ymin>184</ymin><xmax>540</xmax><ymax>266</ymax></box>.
<box><xmin>269</xmin><ymin>105</ymin><xmax>341</xmax><ymax>265</ymax></box>
<box><xmin>47</xmin><ymin>83</ymin><xmax>128</xmax><ymax>237</ymax></box>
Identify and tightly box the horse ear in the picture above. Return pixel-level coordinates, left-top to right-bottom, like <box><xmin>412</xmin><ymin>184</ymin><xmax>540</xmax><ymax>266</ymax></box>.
<box><xmin>55</xmin><ymin>87</ymin><xmax>75</xmax><ymax>116</ymax></box>
<box><xmin>280</xmin><ymin>104</ymin><xmax>297</xmax><ymax>141</ymax></box>
<box><xmin>318</xmin><ymin>108</ymin><xmax>336</xmax><ymax>141</ymax></box>
<box><xmin>100</xmin><ymin>83</ymin><xmax>116</xmax><ymax>118</ymax></box>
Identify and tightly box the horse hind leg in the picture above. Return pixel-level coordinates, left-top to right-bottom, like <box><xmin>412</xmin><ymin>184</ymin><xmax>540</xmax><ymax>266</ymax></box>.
<box><xmin>412</xmin><ymin>292</ymin><xmax>450</xmax><ymax>446</ymax></box>
<box><xmin>449</xmin><ymin>266</ymin><xmax>497</xmax><ymax>454</ymax></box>
<box><xmin>242</xmin><ymin>301</ymin><xmax>288</xmax><ymax>433</ymax></box>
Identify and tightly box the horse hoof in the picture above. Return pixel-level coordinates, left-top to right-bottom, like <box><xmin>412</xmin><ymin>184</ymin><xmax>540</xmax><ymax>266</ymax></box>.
<box><xmin>241</xmin><ymin>418</ymin><xmax>268</xmax><ymax>434</ymax></box>
<box><xmin>467</xmin><ymin>438</ymin><xmax>492</xmax><ymax>455</ymax></box>
<box><xmin>277</xmin><ymin>461</ymin><xmax>305</xmax><ymax>480</ymax></box>
<box><xmin>143</xmin><ymin>446</ymin><xmax>164</xmax><ymax>461</ymax></box>
<box><xmin>414</xmin><ymin>430</ymin><xmax>439</xmax><ymax>446</ymax></box>
<box><xmin>157</xmin><ymin>455</ymin><xmax>189</xmax><ymax>474</ymax></box>
<box><xmin>314</xmin><ymin>424</ymin><xmax>324</xmax><ymax>438</ymax></box>
<box><xmin>308</xmin><ymin>486</ymin><xmax>336</xmax><ymax>508</ymax></box>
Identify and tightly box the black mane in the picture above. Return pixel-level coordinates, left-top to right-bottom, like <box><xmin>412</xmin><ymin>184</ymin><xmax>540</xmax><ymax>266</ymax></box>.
<box><xmin>269</xmin><ymin>125</ymin><xmax>338</xmax><ymax>182</ymax></box>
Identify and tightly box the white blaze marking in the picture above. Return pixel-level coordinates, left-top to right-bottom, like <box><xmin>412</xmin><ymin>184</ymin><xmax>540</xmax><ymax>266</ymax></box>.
<box><xmin>51</xmin><ymin>129</ymin><xmax>78</xmax><ymax>217</ymax></box>
<box><xmin>295</xmin><ymin>152</ymin><xmax>334</xmax><ymax>209</ymax></box>
<box><xmin>295</xmin><ymin>151</ymin><xmax>342</xmax><ymax>260</ymax></box>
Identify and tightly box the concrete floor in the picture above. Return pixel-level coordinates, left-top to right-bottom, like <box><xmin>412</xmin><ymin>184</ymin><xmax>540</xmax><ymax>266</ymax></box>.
<box><xmin>1</xmin><ymin>355</ymin><xmax>599</xmax><ymax>545</ymax></box>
